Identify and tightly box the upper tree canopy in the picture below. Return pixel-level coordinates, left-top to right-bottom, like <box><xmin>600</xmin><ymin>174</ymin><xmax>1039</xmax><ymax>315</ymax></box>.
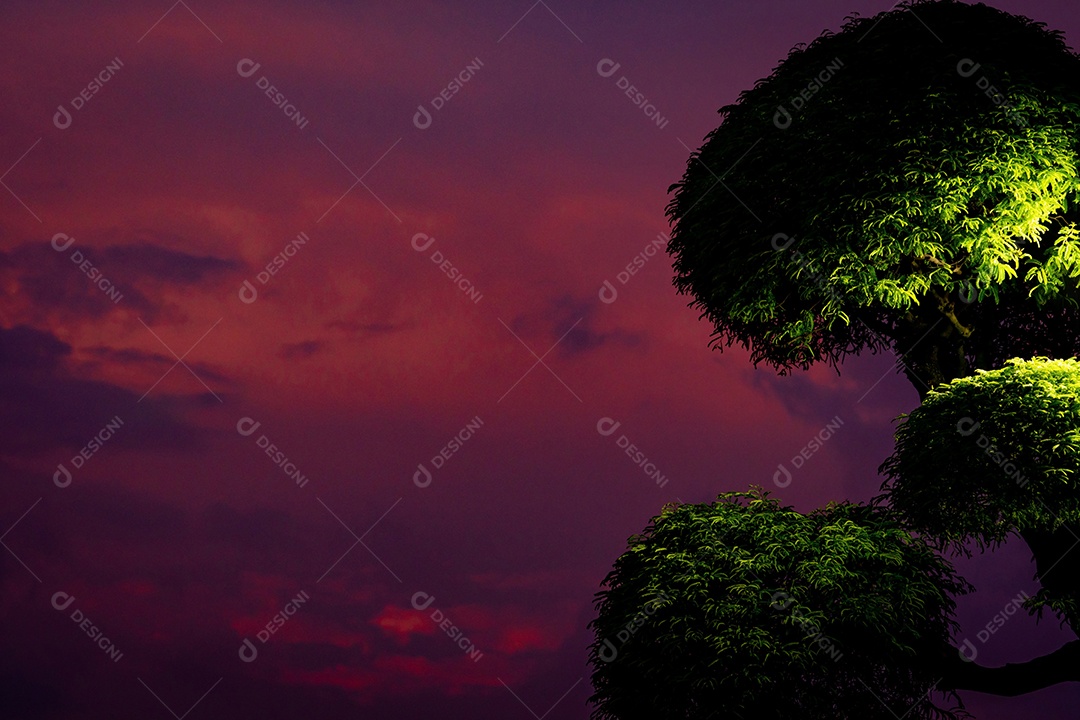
<box><xmin>666</xmin><ymin>0</ymin><xmax>1080</xmax><ymax>392</ymax></box>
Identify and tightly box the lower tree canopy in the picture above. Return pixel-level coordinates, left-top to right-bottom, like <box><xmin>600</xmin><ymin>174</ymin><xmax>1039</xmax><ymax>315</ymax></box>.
<box><xmin>587</xmin><ymin>490</ymin><xmax>970</xmax><ymax>720</ymax></box>
<box><xmin>881</xmin><ymin>356</ymin><xmax>1080</xmax><ymax>629</ymax></box>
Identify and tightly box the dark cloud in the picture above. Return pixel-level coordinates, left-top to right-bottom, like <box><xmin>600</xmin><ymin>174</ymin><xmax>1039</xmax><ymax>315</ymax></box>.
<box><xmin>509</xmin><ymin>294</ymin><xmax>644</xmax><ymax>358</ymax></box>
<box><xmin>0</xmin><ymin>241</ymin><xmax>241</xmax><ymax>327</ymax></box>
<box><xmin>98</xmin><ymin>242</ymin><xmax>241</xmax><ymax>285</ymax></box>
<box><xmin>0</xmin><ymin>324</ymin><xmax>208</xmax><ymax>456</ymax></box>
<box><xmin>0</xmin><ymin>242</ymin><xmax>159</xmax><ymax>324</ymax></box>
<box><xmin>279</xmin><ymin>340</ymin><xmax>324</xmax><ymax>359</ymax></box>
<box><xmin>82</xmin><ymin>345</ymin><xmax>235</xmax><ymax>386</ymax></box>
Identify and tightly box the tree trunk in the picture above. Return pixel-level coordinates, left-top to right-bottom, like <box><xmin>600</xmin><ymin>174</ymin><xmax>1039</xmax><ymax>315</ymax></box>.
<box><xmin>1020</xmin><ymin>525</ymin><xmax>1080</xmax><ymax>637</ymax></box>
<box><xmin>893</xmin><ymin>309</ymin><xmax>971</xmax><ymax>401</ymax></box>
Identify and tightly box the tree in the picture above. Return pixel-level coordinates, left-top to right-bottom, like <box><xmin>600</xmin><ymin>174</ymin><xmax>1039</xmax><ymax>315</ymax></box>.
<box><xmin>587</xmin><ymin>490</ymin><xmax>970</xmax><ymax>719</ymax></box>
<box><xmin>882</xmin><ymin>357</ymin><xmax>1080</xmax><ymax>636</ymax></box>
<box><xmin>664</xmin><ymin>0</ymin><xmax>1080</xmax><ymax>398</ymax></box>
<box><xmin>590</xmin><ymin>1</ymin><xmax>1080</xmax><ymax>717</ymax></box>
<box><xmin>589</xmin><ymin>360</ymin><xmax>1080</xmax><ymax>718</ymax></box>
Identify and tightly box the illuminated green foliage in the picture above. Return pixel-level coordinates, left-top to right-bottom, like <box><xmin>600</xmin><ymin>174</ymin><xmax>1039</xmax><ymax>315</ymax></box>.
<box><xmin>587</xmin><ymin>490</ymin><xmax>970</xmax><ymax>720</ymax></box>
<box><xmin>883</xmin><ymin>357</ymin><xmax>1080</xmax><ymax>546</ymax></box>
<box><xmin>591</xmin><ymin>3</ymin><xmax>1080</xmax><ymax>717</ymax></box>
<box><xmin>881</xmin><ymin>357</ymin><xmax>1080</xmax><ymax>626</ymax></box>
<box><xmin>666</xmin><ymin>0</ymin><xmax>1080</xmax><ymax>377</ymax></box>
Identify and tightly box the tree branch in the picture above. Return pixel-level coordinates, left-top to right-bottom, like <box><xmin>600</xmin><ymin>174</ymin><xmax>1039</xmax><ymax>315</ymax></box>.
<box><xmin>938</xmin><ymin>640</ymin><xmax>1080</xmax><ymax>696</ymax></box>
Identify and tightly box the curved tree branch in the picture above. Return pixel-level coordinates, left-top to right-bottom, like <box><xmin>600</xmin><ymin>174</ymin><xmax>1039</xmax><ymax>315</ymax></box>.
<box><xmin>938</xmin><ymin>640</ymin><xmax>1080</xmax><ymax>697</ymax></box>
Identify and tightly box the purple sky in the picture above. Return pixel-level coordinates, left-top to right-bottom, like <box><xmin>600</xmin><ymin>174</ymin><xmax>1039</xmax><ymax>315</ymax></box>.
<box><xmin>2</xmin><ymin>1</ymin><xmax>1079</xmax><ymax>718</ymax></box>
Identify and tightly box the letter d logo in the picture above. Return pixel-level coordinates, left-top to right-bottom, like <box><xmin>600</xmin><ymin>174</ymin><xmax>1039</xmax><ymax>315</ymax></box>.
<box><xmin>236</xmin><ymin>58</ymin><xmax>261</xmax><ymax>78</ymax></box>
<box><xmin>773</xmin><ymin>464</ymin><xmax>792</xmax><ymax>488</ymax></box>
<box><xmin>596</xmin><ymin>417</ymin><xmax>621</xmax><ymax>437</ymax></box>
<box><xmin>51</xmin><ymin>591</ymin><xmax>76</xmax><ymax>611</ymax></box>
<box><xmin>773</xmin><ymin>105</ymin><xmax>792</xmax><ymax>130</ymax></box>
<box><xmin>771</xmin><ymin>233</ymin><xmax>794</xmax><ymax>251</ymax></box>
<box><xmin>237</xmin><ymin>417</ymin><xmax>261</xmax><ymax>436</ymax></box>
<box><xmin>51</xmin><ymin>233</ymin><xmax>75</xmax><ymax>252</ymax></box>
<box><xmin>956</xmin><ymin>58</ymin><xmax>981</xmax><ymax>78</ymax></box>
<box><xmin>769</xmin><ymin>591</ymin><xmax>793</xmax><ymax>610</ymax></box>
<box><xmin>598</xmin><ymin>279</ymin><xmax>618</xmax><ymax>304</ymax></box>
<box><xmin>956</xmin><ymin>417</ymin><xmax>980</xmax><ymax>436</ymax></box>
<box><xmin>598</xmin><ymin>638</ymin><xmax>618</xmax><ymax>662</ymax></box>
<box><xmin>238</xmin><ymin>280</ymin><xmax>258</xmax><ymax>304</ymax></box>
<box><xmin>413</xmin><ymin>104</ymin><xmax>432</xmax><ymax>130</ymax></box>
<box><xmin>239</xmin><ymin>638</ymin><xmax>258</xmax><ymax>662</ymax></box>
<box><xmin>54</xmin><ymin>463</ymin><xmax>72</xmax><ymax>488</ymax></box>
<box><xmin>596</xmin><ymin>58</ymin><xmax>621</xmax><ymax>78</ymax></box>
<box><xmin>413</xmin><ymin>463</ymin><xmax>432</xmax><ymax>488</ymax></box>
<box><xmin>411</xmin><ymin>591</ymin><xmax>435</xmax><ymax>611</ymax></box>
<box><xmin>411</xmin><ymin>233</ymin><xmax>436</xmax><ymax>252</ymax></box>
<box><xmin>958</xmin><ymin>638</ymin><xmax>978</xmax><ymax>662</ymax></box>
<box><xmin>53</xmin><ymin>105</ymin><xmax>72</xmax><ymax>130</ymax></box>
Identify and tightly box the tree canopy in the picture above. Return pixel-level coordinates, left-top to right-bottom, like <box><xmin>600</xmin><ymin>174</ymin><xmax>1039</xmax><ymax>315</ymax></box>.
<box><xmin>591</xmin><ymin>1</ymin><xmax>1080</xmax><ymax>717</ymax></box>
<box><xmin>665</xmin><ymin>0</ymin><xmax>1080</xmax><ymax>394</ymax></box>
<box><xmin>882</xmin><ymin>356</ymin><xmax>1080</xmax><ymax>630</ymax></box>
<box><xmin>588</xmin><ymin>490</ymin><xmax>969</xmax><ymax>720</ymax></box>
